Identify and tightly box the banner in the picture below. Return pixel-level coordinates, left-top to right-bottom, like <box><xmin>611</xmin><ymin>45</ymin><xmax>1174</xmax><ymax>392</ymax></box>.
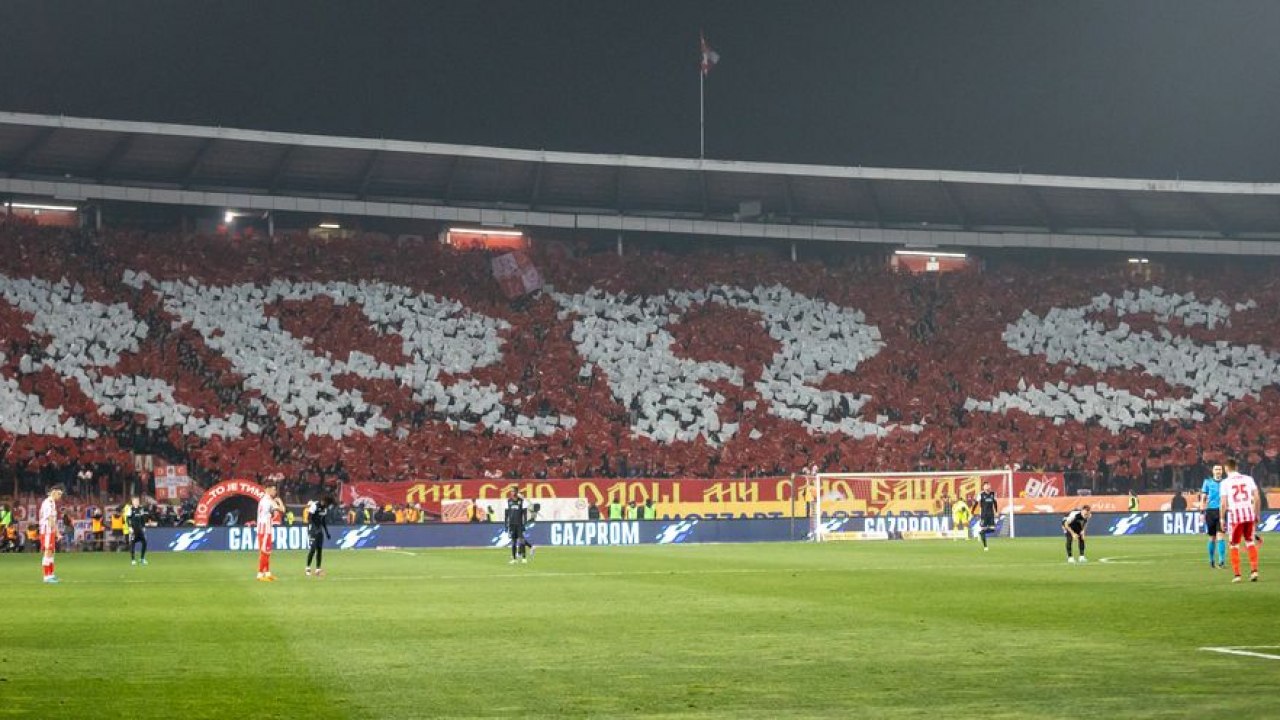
<box><xmin>491</xmin><ymin>252</ymin><xmax>543</xmax><ymax>298</ymax></box>
<box><xmin>154</xmin><ymin>464</ymin><xmax>194</xmax><ymax>501</ymax></box>
<box><xmin>193</xmin><ymin>479</ymin><xmax>266</xmax><ymax>526</ymax></box>
<box><xmin>341</xmin><ymin>478</ymin><xmax>798</xmax><ymax>515</ymax></box>
<box><xmin>1015</xmin><ymin>472</ymin><xmax>1066</xmax><ymax>498</ymax></box>
<box><xmin>340</xmin><ymin>473</ymin><xmax>1066</xmax><ymax>517</ymax></box>
<box><xmin>1009</xmin><ymin>494</ymin><xmax>1205</xmax><ymax>515</ymax></box>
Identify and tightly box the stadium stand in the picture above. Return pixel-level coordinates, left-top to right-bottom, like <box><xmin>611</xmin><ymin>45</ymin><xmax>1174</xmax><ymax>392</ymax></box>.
<box><xmin>2</xmin><ymin>215</ymin><xmax>1280</xmax><ymax>497</ymax></box>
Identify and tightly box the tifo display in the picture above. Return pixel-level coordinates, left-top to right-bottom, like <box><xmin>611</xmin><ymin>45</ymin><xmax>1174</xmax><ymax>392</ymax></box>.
<box><xmin>5</xmin><ymin>222</ymin><xmax>1280</xmax><ymax>489</ymax></box>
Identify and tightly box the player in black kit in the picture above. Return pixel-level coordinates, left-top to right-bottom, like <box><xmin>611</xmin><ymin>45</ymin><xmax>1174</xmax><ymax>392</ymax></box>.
<box><xmin>1062</xmin><ymin>505</ymin><xmax>1092</xmax><ymax>564</ymax></box>
<box><xmin>505</xmin><ymin>490</ymin><xmax>529</xmax><ymax>564</ymax></box>
<box><xmin>126</xmin><ymin>496</ymin><xmax>151</xmax><ymax>566</ymax></box>
<box><xmin>974</xmin><ymin>482</ymin><xmax>999</xmax><ymax>551</ymax></box>
<box><xmin>304</xmin><ymin>495</ymin><xmax>333</xmax><ymax>577</ymax></box>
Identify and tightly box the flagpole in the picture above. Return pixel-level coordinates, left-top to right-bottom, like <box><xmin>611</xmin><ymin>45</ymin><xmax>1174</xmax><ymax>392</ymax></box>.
<box><xmin>699</xmin><ymin>66</ymin><xmax>705</xmax><ymax>159</ymax></box>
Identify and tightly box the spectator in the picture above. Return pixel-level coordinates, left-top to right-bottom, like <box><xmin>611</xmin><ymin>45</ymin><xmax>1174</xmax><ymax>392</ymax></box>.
<box><xmin>109</xmin><ymin>509</ymin><xmax>126</xmax><ymax>548</ymax></box>
<box><xmin>90</xmin><ymin>509</ymin><xmax>105</xmax><ymax>551</ymax></box>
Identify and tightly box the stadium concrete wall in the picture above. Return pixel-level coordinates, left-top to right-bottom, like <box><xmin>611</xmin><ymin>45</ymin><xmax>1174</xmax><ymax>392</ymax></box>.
<box><xmin>146</xmin><ymin>511</ymin><xmax>1279</xmax><ymax>552</ymax></box>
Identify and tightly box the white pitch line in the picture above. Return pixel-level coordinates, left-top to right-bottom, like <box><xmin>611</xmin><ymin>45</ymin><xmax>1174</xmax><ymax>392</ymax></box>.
<box><xmin>374</xmin><ymin>548</ymin><xmax>418</xmax><ymax>556</ymax></box>
<box><xmin>43</xmin><ymin>559</ymin><xmax>1107</xmax><ymax>586</ymax></box>
<box><xmin>1200</xmin><ymin>646</ymin><xmax>1280</xmax><ymax>661</ymax></box>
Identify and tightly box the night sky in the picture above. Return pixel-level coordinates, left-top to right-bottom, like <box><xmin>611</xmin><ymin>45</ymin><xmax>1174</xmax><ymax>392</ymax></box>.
<box><xmin>4</xmin><ymin>1</ymin><xmax>1280</xmax><ymax>180</ymax></box>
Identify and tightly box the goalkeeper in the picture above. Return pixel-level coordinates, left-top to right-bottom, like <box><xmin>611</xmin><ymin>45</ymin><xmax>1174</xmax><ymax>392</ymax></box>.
<box><xmin>304</xmin><ymin>495</ymin><xmax>333</xmax><ymax>577</ymax></box>
<box><xmin>951</xmin><ymin>497</ymin><xmax>971</xmax><ymax>539</ymax></box>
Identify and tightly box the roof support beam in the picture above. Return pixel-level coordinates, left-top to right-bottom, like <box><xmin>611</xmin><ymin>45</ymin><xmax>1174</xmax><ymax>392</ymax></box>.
<box><xmin>1111</xmin><ymin>191</ymin><xmax>1146</xmax><ymax>236</ymax></box>
<box><xmin>939</xmin><ymin>182</ymin><xmax>973</xmax><ymax>230</ymax></box>
<box><xmin>858</xmin><ymin>179</ymin><xmax>884</xmax><ymax>227</ymax></box>
<box><xmin>181</xmin><ymin>138</ymin><xmax>218</xmax><ymax>187</ymax></box>
<box><xmin>4</xmin><ymin>126</ymin><xmax>57</xmax><ymax>174</ymax></box>
<box><xmin>614</xmin><ymin>167</ymin><xmax>625</xmax><ymax>212</ymax></box>
<box><xmin>1190</xmin><ymin>193</ymin><xmax>1232</xmax><ymax>238</ymax></box>
<box><xmin>93</xmin><ymin>133</ymin><xmax>136</xmax><ymax>180</ymax></box>
<box><xmin>529</xmin><ymin>161</ymin><xmax>544</xmax><ymax>210</ymax></box>
<box><xmin>442</xmin><ymin>156</ymin><xmax>460</xmax><ymax>202</ymax></box>
<box><xmin>700</xmin><ymin>171</ymin><xmax>709</xmax><ymax>217</ymax></box>
<box><xmin>1022</xmin><ymin>186</ymin><xmax>1061</xmax><ymax>233</ymax></box>
<box><xmin>356</xmin><ymin>150</ymin><xmax>381</xmax><ymax>199</ymax></box>
<box><xmin>782</xmin><ymin>175</ymin><xmax>796</xmax><ymax>219</ymax></box>
<box><xmin>268</xmin><ymin>145</ymin><xmax>298</xmax><ymax>193</ymax></box>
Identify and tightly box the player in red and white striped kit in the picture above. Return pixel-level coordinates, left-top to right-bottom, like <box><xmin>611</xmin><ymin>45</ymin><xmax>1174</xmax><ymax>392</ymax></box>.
<box><xmin>1221</xmin><ymin>458</ymin><xmax>1261</xmax><ymax>583</ymax></box>
<box><xmin>256</xmin><ymin>485</ymin><xmax>284</xmax><ymax>582</ymax></box>
<box><xmin>39</xmin><ymin>485</ymin><xmax>65</xmax><ymax>584</ymax></box>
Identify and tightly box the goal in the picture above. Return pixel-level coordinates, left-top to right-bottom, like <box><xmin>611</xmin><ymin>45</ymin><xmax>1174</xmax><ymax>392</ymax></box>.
<box><xmin>809</xmin><ymin>469</ymin><xmax>1016</xmax><ymax>541</ymax></box>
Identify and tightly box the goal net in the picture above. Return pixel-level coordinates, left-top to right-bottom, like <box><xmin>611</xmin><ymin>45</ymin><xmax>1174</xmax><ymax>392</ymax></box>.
<box><xmin>809</xmin><ymin>469</ymin><xmax>1015</xmax><ymax>541</ymax></box>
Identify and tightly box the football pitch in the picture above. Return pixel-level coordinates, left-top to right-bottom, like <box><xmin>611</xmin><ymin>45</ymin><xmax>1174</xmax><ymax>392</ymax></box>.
<box><xmin>3</xmin><ymin>537</ymin><xmax>1276</xmax><ymax>719</ymax></box>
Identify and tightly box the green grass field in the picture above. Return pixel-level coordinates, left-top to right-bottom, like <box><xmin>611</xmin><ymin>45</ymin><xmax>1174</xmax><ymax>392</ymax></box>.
<box><xmin>2</xmin><ymin>537</ymin><xmax>1277</xmax><ymax>719</ymax></box>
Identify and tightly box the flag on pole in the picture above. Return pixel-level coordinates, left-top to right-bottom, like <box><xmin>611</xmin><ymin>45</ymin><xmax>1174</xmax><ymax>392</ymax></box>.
<box><xmin>700</xmin><ymin>32</ymin><xmax>719</xmax><ymax>76</ymax></box>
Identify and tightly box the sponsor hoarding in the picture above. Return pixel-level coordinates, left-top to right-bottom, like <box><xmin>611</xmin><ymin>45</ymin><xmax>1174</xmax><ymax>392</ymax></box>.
<box><xmin>149</xmin><ymin>509</ymin><xmax>1277</xmax><ymax>551</ymax></box>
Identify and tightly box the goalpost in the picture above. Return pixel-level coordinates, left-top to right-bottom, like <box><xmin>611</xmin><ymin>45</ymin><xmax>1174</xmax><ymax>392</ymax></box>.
<box><xmin>809</xmin><ymin>469</ymin><xmax>1016</xmax><ymax>542</ymax></box>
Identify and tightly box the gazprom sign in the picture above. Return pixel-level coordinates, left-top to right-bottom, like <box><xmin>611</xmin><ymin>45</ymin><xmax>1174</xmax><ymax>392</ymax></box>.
<box><xmin>547</xmin><ymin>521</ymin><xmax>640</xmax><ymax>546</ymax></box>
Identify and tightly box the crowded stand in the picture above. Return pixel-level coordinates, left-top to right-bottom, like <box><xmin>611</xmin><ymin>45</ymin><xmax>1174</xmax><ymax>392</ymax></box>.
<box><xmin>3</xmin><ymin>214</ymin><xmax>1280</xmax><ymax>506</ymax></box>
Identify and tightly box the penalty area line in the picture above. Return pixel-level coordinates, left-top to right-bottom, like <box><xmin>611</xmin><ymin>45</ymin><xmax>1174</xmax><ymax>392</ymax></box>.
<box><xmin>1200</xmin><ymin>646</ymin><xmax>1280</xmax><ymax>661</ymax></box>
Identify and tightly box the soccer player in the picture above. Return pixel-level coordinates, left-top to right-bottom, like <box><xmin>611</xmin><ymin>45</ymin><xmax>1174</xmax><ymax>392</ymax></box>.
<box><xmin>505</xmin><ymin>490</ymin><xmax>529</xmax><ymax>564</ymax></box>
<box><xmin>1220</xmin><ymin>458</ymin><xmax>1261</xmax><ymax>583</ymax></box>
<box><xmin>125</xmin><ymin>496</ymin><xmax>151</xmax><ymax>566</ymax></box>
<box><xmin>519</xmin><ymin>497</ymin><xmax>539</xmax><ymax>560</ymax></box>
<box><xmin>304</xmin><ymin>495</ymin><xmax>333</xmax><ymax>577</ymax></box>
<box><xmin>1199</xmin><ymin>464</ymin><xmax>1227</xmax><ymax>568</ymax></box>
<box><xmin>39</xmin><ymin>485</ymin><xmax>64</xmax><ymax>583</ymax></box>
<box><xmin>974</xmin><ymin>482</ymin><xmax>998</xmax><ymax>551</ymax></box>
<box><xmin>256</xmin><ymin>484</ymin><xmax>284</xmax><ymax>582</ymax></box>
<box><xmin>1062</xmin><ymin>505</ymin><xmax>1092</xmax><ymax>563</ymax></box>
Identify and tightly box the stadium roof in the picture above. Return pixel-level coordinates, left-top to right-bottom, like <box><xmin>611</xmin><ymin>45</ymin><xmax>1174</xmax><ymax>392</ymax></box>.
<box><xmin>4</xmin><ymin>111</ymin><xmax>1280</xmax><ymax>255</ymax></box>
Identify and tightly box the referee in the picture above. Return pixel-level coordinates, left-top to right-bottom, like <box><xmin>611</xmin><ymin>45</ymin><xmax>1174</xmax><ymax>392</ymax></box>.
<box><xmin>126</xmin><ymin>496</ymin><xmax>151</xmax><ymax>566</ymax></box>
<box><xmin>1199</xmin><ymin>464</ymin><xmax>1227</xmax><ymax>569</ymax></box>
<box><xmin>1063</xmin><ymin>505</ymin><xmax>1092</xmax><ymax>564</ymax></box>
<box><xmin>505</xmin><ymin>490</ymin><xmax>529</xmax><ymax>564</ymax></box>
